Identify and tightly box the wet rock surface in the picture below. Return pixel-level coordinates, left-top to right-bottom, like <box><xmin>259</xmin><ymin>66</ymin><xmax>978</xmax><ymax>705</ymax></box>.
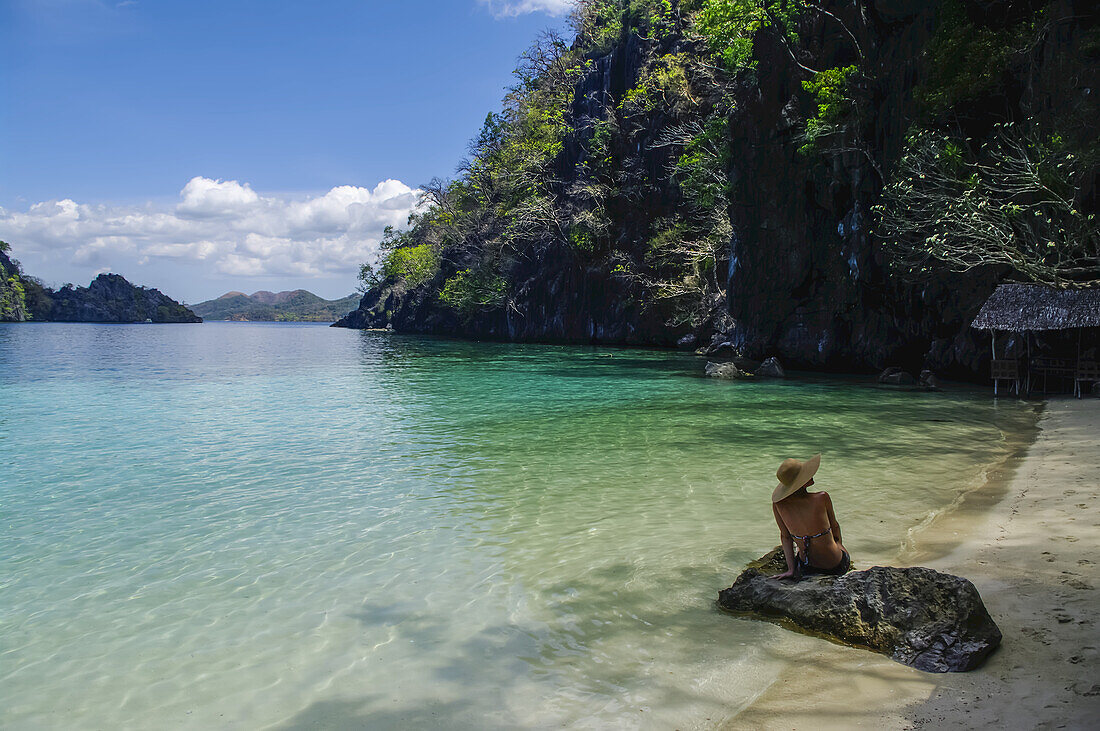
<box><xmin>879</xmin><ymin>367</ymin><xmax>918</xmax><ymax>386</ymax></box>
<box><xmin>920</xmin><ymin>369</ymin><xmax>942</xmax><ymax>390</ymax></box>
<box><xmin>704</xmin><ymin>361</ymin><xmax>752</xmax><ymax>380</ymax></box>
<box><xmin>757</xmin><ymin>357</ymin><xmax>786</xmax><ymax>378</ymax></box>
<box><xmin>718</xmin><ymin>549</ymin><xmax>1002</xmax><ymax>673</ymax></box>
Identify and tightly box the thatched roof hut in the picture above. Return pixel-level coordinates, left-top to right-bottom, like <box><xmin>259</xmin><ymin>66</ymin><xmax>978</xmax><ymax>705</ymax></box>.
<box><xmin>971</xmin><ymin>284</ymin><xmax>1100</xmax><ymax>331</ymax></box>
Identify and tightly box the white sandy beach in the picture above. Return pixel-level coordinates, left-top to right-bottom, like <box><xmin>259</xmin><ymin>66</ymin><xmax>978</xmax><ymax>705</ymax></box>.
<box><xmin>723</xmin><ymin>397</ymin><xmax>1100</xmax><ymax>730</ymax></box>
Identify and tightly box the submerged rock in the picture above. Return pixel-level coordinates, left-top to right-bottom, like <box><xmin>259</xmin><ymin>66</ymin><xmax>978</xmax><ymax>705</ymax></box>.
<box><xmin>705</xmin><ymin>361</ymin><xmax>752</xmax><ymax>380</ymax></box>
<box><xmin>757</xmin><ymin>357</ymin><xmax>786</xmax><ymax>378</ymax></box>
<box><xmin>878</xmin><ymin>367</ymin><xmax>918</xmax><ymax>386</ymax></box>
<box><xmin>718</xmin><ymin>549</ymin><xmax>1001</xmax><ymax>672</ymax></box>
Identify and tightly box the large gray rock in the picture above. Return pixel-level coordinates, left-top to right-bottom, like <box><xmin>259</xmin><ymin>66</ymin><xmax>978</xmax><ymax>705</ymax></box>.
<box><xmin>718</xmin><ymin>549</ymin><xmax>1002</xmax><ymax>673</ymax></box>
<box><xmin>705</xmin><ymin>361</ymin><xmax>752</xmax><ymax>380</ymax></box>
<box><xmin>919</xmin><ymin>369</ymin><xmax>942</xmax><ymax>390</ymax></box>
<box><xmin>878</xmin><ymin>367</ymin><xmax>918</xmax><ymax>385</ymax></box>
<box><xmin>757</xmin><ymin>356</ymin><xmax>786</xmax><ymax>378</ymax></box>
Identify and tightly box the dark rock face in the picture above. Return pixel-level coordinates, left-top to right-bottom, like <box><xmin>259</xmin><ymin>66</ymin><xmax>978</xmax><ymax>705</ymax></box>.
<box><xmin>718</xmin><ymin>549</ymin><xmax>1002</xmax><ymax>673</ymax></box>
<box><xmin>335</xmin><ymin>243</ymin><xmax>674</xmax><ymax>344</ymax></box>
<box><xmin>336</xmin><ymin>0</ymin><xmax>1099</xmax><ymax>380</ymax></box>
<box><xmin>39</xmin><ymin>274</ymin><xmax>201</xmax><ymax>323</ymax></box>
<box><xmin>334</xmin><ymin>280</ymin><xmax>410</xmax><ymax>329</ymax></box>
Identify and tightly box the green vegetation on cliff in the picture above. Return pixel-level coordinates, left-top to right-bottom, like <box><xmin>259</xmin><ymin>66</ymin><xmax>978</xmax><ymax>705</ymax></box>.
<box><xmin>0</xmin><ymin>242</ymin><xmax>200</xmax><ymax>323</ymax></box>
<box><xmin>345</xmin><ymin>0</ymin><xmax>1098</xmax><ymax>375</ymax></box>
<box><xmin>876</xmin><ymin>122</ymin><xmax>1100</xmax><ymax>286</ymax></box>
<box><xmin>0</xmin><ymin>241</ymin><xmax>29</xmax><ymax>322</ymax></box>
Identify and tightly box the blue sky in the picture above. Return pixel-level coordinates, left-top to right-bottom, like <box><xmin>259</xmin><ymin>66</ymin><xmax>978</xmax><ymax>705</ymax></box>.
<box><xmin>0</xmin><ymin>0</ymin><xmax>573</xmax><ymax>302</ymax></box>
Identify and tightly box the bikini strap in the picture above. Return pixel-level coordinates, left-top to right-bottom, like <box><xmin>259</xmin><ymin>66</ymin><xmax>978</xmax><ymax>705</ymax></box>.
<box><xmin>792</xmin><ymin>526</ymin><xmax>831</xmax><ymax>562</ymax></box>
<box><xmin>791</xmin><ymin>526</ymin><xmax>831</xmax><ymax>541</ymax></box>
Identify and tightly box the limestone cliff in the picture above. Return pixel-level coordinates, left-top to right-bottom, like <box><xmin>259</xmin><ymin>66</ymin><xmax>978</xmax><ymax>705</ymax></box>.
<box><xmin>336</xmin><ymin>0</ymin><xmax>1099</xmax><ymax>379</ymax></box>
<box><xmin>0</xmin><ymin>248</ymin><xmax>29</xmax><ymax>322</ymax></box>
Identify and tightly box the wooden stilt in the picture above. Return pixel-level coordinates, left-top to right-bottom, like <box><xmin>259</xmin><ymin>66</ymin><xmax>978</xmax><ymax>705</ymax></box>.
<box><xmin>992</xmin><ymin>331</ymin><xmax>997</xmax><ymax>396</ymax></box>
<box><xmin>1026</xmin><ymin>331</ymin><xmax>1031</xmax><ymax>395</ymax></box>
<box><xmin>1076</xmin><ymin>329</ymin><xmax>1082</xmax><ymax>398</ymax></box>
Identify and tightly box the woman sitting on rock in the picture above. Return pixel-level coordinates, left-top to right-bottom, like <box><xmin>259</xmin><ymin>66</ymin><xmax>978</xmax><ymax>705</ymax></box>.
<box><xmin>770</xmin><ymin>454</ymin><xmax>851</xmax><ymax>580</ymax></box>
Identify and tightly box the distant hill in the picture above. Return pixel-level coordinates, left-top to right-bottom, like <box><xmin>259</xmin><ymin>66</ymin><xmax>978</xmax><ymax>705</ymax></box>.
<box><xmin>191</xmin><ymin>290</ymin><xmax>360</xmax><ymax>322</ymax></box>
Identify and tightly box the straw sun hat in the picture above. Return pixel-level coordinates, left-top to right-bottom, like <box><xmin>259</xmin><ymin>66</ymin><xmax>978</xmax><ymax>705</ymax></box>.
<box><xmin>771</xmin><ymin>454</ymin><xmax>821</xmax><ymax>503</ymax></box>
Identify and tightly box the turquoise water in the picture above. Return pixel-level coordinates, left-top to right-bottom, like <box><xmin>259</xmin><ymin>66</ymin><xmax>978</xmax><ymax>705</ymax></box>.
<box><xmin>0</xmin><ymin>323</ymin><xmax>1035</xmax><ymax>729</ymax></box>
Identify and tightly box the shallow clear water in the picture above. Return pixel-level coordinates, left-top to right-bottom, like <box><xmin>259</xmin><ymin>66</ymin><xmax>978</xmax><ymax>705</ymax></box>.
<box><xmin>0</xmin><ymin>322</ymin><xmax>1035</xmax><ymax>729</ymax></box>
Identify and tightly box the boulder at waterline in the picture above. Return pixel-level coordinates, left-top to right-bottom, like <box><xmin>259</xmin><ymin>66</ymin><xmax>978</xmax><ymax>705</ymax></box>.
<box><xmin>718</xmin><ymin>549</ymin><xmax>1002</xmax><ymax>673</ymax></box>
<box><xmin>758</xmin><ymin>357</ymin><xmax>786</xmax><ymax>378</ymax></box>
<box><xmin>879</xmin><ymin>367</ymin><xmax>918</xmax><ymax>386</ymax></box>
<box><xmin>920</xmin><ymin>369</ymin><xmax>942</xmax><ymax>390</ymax></box>
<box><xmin>705</xmin><ymin>361</ymin><xmax>753</xmax><ymax>380</ymax></box>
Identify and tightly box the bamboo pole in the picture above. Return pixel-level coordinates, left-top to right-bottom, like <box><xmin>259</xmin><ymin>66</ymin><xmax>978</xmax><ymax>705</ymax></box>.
<box><xmin>1077</xmin><ymin>329</ymin><xmax>1082</xmax><ymax>398</ymax></box>
<box><xmin>992</xmin><ymin>330</ymin><xmax>997</xmax><ymax>396</ymax></box>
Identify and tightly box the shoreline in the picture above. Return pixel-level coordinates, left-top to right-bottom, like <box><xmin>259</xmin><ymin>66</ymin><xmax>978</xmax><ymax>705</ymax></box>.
<box><xmin>721</xmin><ymin>397</ymin><xmax>1100</xmax><ymax>730</ymax></box>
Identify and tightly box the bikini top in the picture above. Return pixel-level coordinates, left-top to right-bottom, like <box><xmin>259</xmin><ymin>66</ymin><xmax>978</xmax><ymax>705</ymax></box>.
<box><xmin>790</xmin><ymin>526</ymin><xmax>831</xmax><ymax>558</ymax></box>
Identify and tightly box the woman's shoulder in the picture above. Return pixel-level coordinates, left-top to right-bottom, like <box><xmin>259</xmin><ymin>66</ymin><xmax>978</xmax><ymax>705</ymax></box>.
<box><xmin>808</xmin><ymin>489</ymin><xmax>832</xmax><ymax>501</ymax></box>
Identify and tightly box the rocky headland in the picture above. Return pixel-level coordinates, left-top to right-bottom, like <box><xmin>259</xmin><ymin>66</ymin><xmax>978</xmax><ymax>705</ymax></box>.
<box><xmin>336</xmin><ymin>0</ymin><xmax>1100</xmax><ymax>382</ymax></box>
<box><xmin>0</xmin><ymin>246</ymin><xmax>200</xmax><ymax>323</ymax></box>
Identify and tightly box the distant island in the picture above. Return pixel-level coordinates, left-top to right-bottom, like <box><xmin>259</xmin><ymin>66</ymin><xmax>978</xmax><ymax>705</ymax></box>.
<box><xmin>1</xmin><ymin>242</ymin><xmax>200</xmax><ymax>323</ymax></box>
<box><xmin>191</xmin><ymin>290</ymin><xmax>360</xmax><ymax>322</ymax></box>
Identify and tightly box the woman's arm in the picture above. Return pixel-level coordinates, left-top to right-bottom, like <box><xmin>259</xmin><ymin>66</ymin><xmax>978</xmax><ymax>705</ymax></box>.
<box><xmin>772</xmin><ymin>503</ymin><xmax>797</xmax><ymax>579</ymax></box>
<box><xmin>823</xmin><ymin>492</ymin><xmax>843</xmax><ymax>549</ymax></box>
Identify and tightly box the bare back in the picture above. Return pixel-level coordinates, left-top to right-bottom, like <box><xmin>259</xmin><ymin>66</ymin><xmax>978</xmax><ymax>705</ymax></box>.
<box><xmin>772</xmin><ymin>490</ymin><xmax>844</xmax><ymax>569</ymax></box>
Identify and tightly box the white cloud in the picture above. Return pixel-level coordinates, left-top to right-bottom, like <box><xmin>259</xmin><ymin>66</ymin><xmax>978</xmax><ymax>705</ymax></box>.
<box><xmin>479</xmin><ymin>0</ymin><xmax>574</xmax><ymax>18</ymax></box>
<box><xmin>0</xmin><ymin>177</ymin><xmax>421</xmax><ymax>283</ymax></box>
<box><xmin>176</xmin><ymin>176</ymin><xmax>260</xmax><ymax>219</ymax></box>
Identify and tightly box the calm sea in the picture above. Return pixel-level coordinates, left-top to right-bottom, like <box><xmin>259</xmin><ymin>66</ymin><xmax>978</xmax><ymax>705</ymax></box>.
<box><xmin>0</xmin><ymin>322</ymin><xmax>1035</xmax><ymax>729</ymax></box>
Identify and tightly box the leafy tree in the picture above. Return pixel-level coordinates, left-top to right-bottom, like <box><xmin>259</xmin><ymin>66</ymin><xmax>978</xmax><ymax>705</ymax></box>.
<box><xmin>917</xmin><ymin>0</ymin><xmax>1042</xmax><ymax>115</ymax></box>
<box><xmin>357</xmin><ymin>263</ymin><xmax>380</xmax><ymax>295</ymax></box>
<box><xmin>440</xmin><ymin>267</ymin><xmax>507</xmax><ymax>315</ymax></box>
<box><xmin>379</xmin><ymin>244</ymin><xmax>440</xmax><ymax>287</ymax></box>
<box><xmin>693</xmin><ymin>0</ymin><xmax>805</xmax><ymax>72</ymax></box>
<box><xmin>0</xmin><ymin>241</ymin><xmax>29</xmax><ymax>321</ymax></box>
<box><xmin>619</xmin><ymin>53</ymin><xmax>694</xmax><ymax>117</ymax></box>
<box><xmin>875</xmin><ymin>123</ymin><xmax>1100</xmax><ymax>287</ymax></box>
<box><xmin>571</xmin><ymin>0</ymin><xmax>627</xmax><ymax>54</ymax></box>
<box><xmin>634</xmin><ymin>116</ymin><xmax>733</xmax><ymax>325</ymax></box>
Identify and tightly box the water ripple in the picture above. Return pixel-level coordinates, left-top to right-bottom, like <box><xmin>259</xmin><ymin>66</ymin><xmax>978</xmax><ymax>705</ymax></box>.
<box><xmin>0</xmin><ymin>323</ymin><xmax>1036</xmax><ymax>729</ymax></box>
